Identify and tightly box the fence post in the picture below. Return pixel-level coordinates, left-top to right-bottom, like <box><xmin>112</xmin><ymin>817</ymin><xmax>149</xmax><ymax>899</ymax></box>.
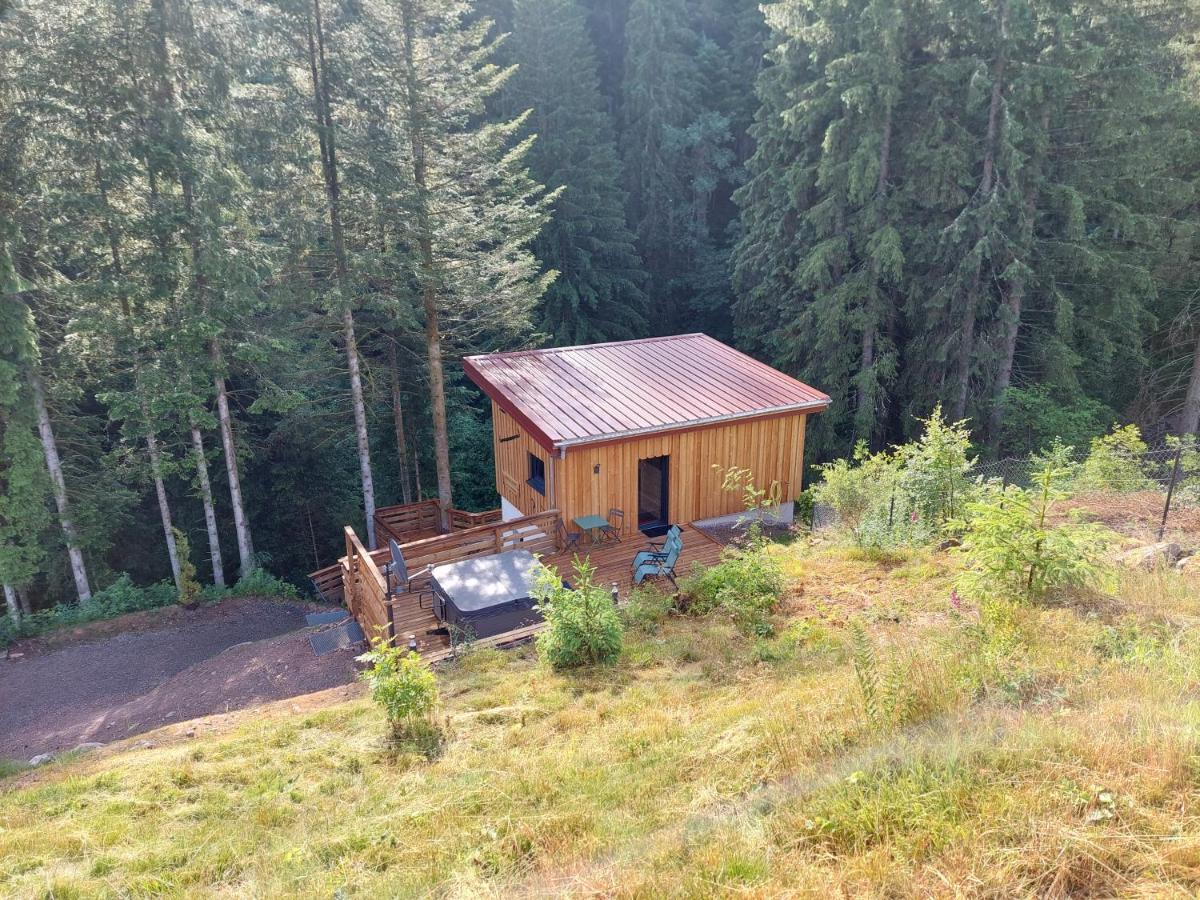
<box><xmin>1158</xmin><ymin>444</ymin><xmax>1184</xmax><ymax>542</ymax></box>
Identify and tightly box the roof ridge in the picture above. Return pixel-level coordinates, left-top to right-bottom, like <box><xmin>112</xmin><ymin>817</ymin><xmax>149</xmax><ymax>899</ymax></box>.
<box><xmin>464</xmin><ymin>333</ymin><xmax>706</xmax><ymax>361</ymax></box>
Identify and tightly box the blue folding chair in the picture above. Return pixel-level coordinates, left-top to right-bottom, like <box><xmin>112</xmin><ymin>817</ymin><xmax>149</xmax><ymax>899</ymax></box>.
<box><xmin>632</xmin><ymin>533</ymin><xmax>683</xmax><ymax>585</ymax></box>
<box><xmin>632</xmin><ymin>526</ymin><xmax>681</xmax><ymax>570</ymax></box>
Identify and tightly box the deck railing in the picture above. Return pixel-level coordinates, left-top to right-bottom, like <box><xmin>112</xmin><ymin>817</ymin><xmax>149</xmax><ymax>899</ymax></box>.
<box><xmin>371</xmin><ymin>499</ymin><xmax>504</xmax><ymax>547</ymax></box>
<box><xmin>317</xmin><ymin>509</ymin><xmax>561</xmax><ymax>616</ymax></box>
<box><xmin>343</xmin><ymin>525</ymin><xmax>391</xmax><ymax>642</ymax></box>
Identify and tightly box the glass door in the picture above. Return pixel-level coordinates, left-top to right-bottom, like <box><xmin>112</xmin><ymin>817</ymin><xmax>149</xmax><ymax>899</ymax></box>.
<box><xmin>637</xmin><ymin>455</ymin><xmax>670</xmax><ymax>536</ymax></box>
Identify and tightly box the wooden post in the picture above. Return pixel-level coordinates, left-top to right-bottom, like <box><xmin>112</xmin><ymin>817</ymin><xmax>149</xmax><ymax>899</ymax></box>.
<box><xmin>1159</xmin><ymin>444</ymin><xmax>1184</xmax><ymax>542</ymax></box>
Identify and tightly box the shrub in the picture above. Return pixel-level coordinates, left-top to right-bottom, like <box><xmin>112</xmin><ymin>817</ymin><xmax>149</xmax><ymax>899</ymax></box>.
<box><xmin>230</xmin><ymin>568</ymin><xmax>299</xmax><ymax>600</ymax></box>
<box><xmin>955</xmin><ymin>462</ymin><xmax>1110</xmax><ymax>603</ymax></box>
<box><xmin>680</xmin><ymin>542</ymin><xmax>785</xmax><ymax>636</ymax></box>
<box><xmin>172</xmin><ymin>528</ymin><xmax>202</xmax><ymax>607</ymax></box>
<box><xmin>620</xmin><ymin>584</ymin><xmax>674</xmax><ymax>635</ymax></box>
<box><xmin>1075</xmin><ymin>425</ymin><xmax>1155</xmax><ymax>492</ymax></box>
<box><xmin>532</xmin><ymin>558</ymin><xmax>623</xmax><ymax>668</ymax></box>
<box><xmin>357</xmin><ymin>637</ymin><xmax>441</xmax><ymax>748</ymax></box>
<box><xmin>896</xmin><ymin>404</ymin><xmax>976</xmax><ymax>525</ymax></box>
<box><xmin>0</xmin><ymin>575</ymin><xmax>178</xmax><ymax>649</ymax></box>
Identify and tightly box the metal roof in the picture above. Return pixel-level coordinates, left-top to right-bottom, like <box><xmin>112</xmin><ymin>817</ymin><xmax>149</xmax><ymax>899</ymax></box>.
<box><xmin>463</xmin><ymin>333</ymin><xmax>830</xmax><ymax>452</ymax></box>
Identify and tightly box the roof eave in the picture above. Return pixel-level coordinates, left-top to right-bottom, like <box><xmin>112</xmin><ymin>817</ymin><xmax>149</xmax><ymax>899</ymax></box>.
<box><xmin>552</xmin><ymin>400</ymin><xmax>830</xmax><ymax>451</ymax></box>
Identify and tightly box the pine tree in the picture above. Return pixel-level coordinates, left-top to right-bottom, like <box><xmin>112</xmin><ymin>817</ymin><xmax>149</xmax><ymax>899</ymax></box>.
<box><xmin>358</xmin><ymin>0</ymin><xmax>556</xmax><ymax>523</ymax></box>
<box><xmin>504</xmin><ymin>0</ymin><xmax>647</xmax><ymax>344</ymax></box>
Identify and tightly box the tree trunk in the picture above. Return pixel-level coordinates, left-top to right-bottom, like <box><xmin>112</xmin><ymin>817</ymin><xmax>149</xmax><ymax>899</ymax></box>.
<box><xmin>952</xmin><ymin>0</ymin><xmax>1008</xmax><ymax>423</ymax></box>
<box><xmin>29</xmin><ymin>370</ymin><xmax>91</xmax><ymax>603</ymax></box>
<box><xmin>857</xmin><ymin>101</ymin><xmax>895</xmax><ymax>442</ymax></box>
<box><xmin>305</xmin><ymin>0</ymin><xmax>377</xmax><ymax>547</ymax></box>
<box><xmin>91</xmin><ymin>135</ymin><xmax>182</xmax><ymax>592</ymax></box>
<box><xmin>189</xmin><ymin>422</ymin><xmax>225</xmax><ymax>586</ymax></box>
<box><xmin>986</xmin><ymin>110</ymin><xmax>1047</xmax><ymax>454</ymax></box>
<box><xmin>146</xmin><ymin>431</ymin><xmax>183</xmax><ymax>591</ymax></box>
<box><xmin>212</xmin><ymin>345</ymin><xmax>255</xmax><ymax>577</ymax></box>
<box><xmin>1181</xmin><ymin>328</ymin><xmax>1200</xmax><ymax>439</ymax></box>
<box><xmin>4</xmin><ymin>583</ymin><xmax>19</xmax><ymax>623</ymax></box>
<box><xmin>17</xmin><ymin>587</ymin><xmax>31</xmax><ymax>617</ymax></box>
<box><xmin>389</xmin><ymin>338</ymin><xmax>413</xmax><ymax>504</ymax></box>
<box><xmin>399</xmin><ymin>0</ymin><xmax>454</xmax><ymax>527</ymax></box>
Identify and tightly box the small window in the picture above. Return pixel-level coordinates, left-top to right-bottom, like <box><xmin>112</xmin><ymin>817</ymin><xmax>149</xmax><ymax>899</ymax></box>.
<box><xmin>527</xmin><ymin>452</ymin><xmax>546</xmax><ymax>495</ymax></box>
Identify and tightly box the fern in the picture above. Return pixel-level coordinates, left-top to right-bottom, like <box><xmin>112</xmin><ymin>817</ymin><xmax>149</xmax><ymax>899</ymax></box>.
<box><xmin>850</xmin><ymin>620</ymin><xmax>881</xmax><ymax>728</ymax></box>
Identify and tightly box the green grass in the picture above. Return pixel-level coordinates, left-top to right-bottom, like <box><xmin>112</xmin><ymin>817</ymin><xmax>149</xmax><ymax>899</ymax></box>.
<box><xmin>3</xmin><ymin>542</ymin><xmax>1200</xmax><ymax>896</ymax></box>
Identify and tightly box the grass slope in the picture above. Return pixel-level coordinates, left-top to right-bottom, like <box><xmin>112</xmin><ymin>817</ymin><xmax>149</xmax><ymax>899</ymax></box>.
<box><xmin>3</xmin><ymin>544</ymin><xmax>1200</xmax><ymax>897</ymax></box>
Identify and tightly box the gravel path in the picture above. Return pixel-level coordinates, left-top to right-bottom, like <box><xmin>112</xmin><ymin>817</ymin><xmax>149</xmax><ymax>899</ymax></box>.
<box><xmin>0</xmin><ymin>597</ymin><xmax>359</xmax><ymax>760</ymax></box>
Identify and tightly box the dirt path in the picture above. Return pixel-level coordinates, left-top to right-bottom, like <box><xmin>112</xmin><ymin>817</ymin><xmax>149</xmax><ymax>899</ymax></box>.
<box><xmin>0</xmin><ymin>598</ymin><xmax>359</xmax><ymax>760</ymax></box>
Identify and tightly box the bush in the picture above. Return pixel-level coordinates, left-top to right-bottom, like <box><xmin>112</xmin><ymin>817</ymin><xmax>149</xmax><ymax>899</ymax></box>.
<box><xmin>532</xmin><ymin>558</ymin><xmax>623</xmax><ymax>668</ymax></box>
<box><xmin>0</xmin><ymin>575</ymin><xmax>178</xmax><ymax>649</ymax></box>
<box><xmin>955</xmin><ymin>462</ymin><xmax>1111</xmax><ymax>603</ymax></box>
<box><xmin>620</xmin><ymin>584</ymin><xmax>674</xmax><ymax>635</ymax></box>
<box><xmin>680</xmin><ymin>541</ymin><xmax>785</xmax><ymax>636</ymax></box>
<box><xmin>357</xmin><ymin>638</ymin><xmax>441</xmax><ymax>748</ymax></box>
<box><xmin>896</xmin><ymin>404</ymin><xmax>976</xmax><ymax>525</ymax></box>
<box><xmin>1075</xmin><ymin>425</ymin><xmax>1155</xmax><ymax>493</ymax></box>
<box><xmin>173</xmin><ymin>528</ymin><xmax>202</xmax><ymax>607</ymax></box>
<box><xmin>230</xmin><ymin>568</ymin><xmax>299</xmax><ymax>600</ymax></box>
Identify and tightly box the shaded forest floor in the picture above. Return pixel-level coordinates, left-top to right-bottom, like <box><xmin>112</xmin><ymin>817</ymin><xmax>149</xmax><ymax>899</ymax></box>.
<box><xmin>3</xmin><ymin>544</ymin><xmax>1200</xmax><ymax>896</ymax></box>
<box><xmin>0</xmin><ymin>597</ymin><xmax>358</xmax><ymax>760</ymax></box>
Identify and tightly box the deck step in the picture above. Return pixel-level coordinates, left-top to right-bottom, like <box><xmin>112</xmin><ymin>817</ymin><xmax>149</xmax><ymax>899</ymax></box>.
<box><xmin>308</xmin><ymin>619</ymin><xmax>366</xmax><ymax>657</ymax></box>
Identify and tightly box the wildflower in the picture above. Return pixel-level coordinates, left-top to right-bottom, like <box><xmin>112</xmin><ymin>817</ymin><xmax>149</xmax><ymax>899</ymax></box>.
<box><xmin>950</xmin><ymin>588</ymin><xmax>962</xmax><ymax>611</ymax></box>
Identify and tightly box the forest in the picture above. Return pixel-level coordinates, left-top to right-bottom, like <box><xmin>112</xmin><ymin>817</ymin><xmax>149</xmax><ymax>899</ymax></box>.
<box><xmin>2</xmin><ymin>0</ymin><xmax>1200</xmax><ymax>614</ymax></box>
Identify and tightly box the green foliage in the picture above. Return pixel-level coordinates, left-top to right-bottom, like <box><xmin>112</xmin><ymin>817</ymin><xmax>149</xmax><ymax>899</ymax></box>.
<box><xmin>955</xmin><ymin>463</ymin><xmax>1111</xmax><ymax>603</ymax></box>
<box><xmin>0</xmin><ymin>575</ymin><xmax>178</xmax><ymax>649</ymax></box>
<box><xmin>680</xmin><ymin>542</ymin><xmax>784</xmax><ymax>636</ymax></box>
<box><xmin>997</xmin><ymin>387</ymin><xmax>1114</xmax><ymax>458</ymax></box>
<box><xmin>172</xmin><ymin>528</ymin><xmax>201</xmax><ymax>607</ymax></box>
<box><xmin>229</xmin><ymin>569</ymin><xmax>299</xmax><ymax>601</ymax></box>
<box><xmin>1075</xmin><ymin>425</ymin><xmax>1156</xmax><ymax>493</ymax></box>
<box><xmin>896</xmin><ymin>406</ymin><xmax>976</xmax><ymax>525</ymax></box>
<box><xmin>813</xmin><ymin>407</ymin><xmax>971</xmax><ymax>550</ymax></box>
<box><xmin>533</xmin><ymin>558</ymin><xmax>623</xmax><ymax>668</ymax></box>
<box><xmin>357</xmin><ymin>638</ymin><xmax>441</xmax><ymax>748</ymax></box>
<box><xmin>620</xmin><ymin>584</ymin><xmax>675</xmax><ymax>635</ymax></box>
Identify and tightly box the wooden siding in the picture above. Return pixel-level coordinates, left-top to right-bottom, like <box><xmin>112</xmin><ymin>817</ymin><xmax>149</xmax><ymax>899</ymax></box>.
<box><xmin>491</xmin><ymin>400</ymin><xmax>557</xmax><ymax>517</ymax></box>
<box><xmin>556</xmin><ymin>413</ymin><xmax>807</xmax><ymax>534</ymax></box>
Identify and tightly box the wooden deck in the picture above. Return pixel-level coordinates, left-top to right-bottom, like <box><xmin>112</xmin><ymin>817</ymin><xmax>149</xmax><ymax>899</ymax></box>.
<box><xmin>337</xmin><ymin>512</ymin><xmax>724</xmax><ymax>661</ymax></box>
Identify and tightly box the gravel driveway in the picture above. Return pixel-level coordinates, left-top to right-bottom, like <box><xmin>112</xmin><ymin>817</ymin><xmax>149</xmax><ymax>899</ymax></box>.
<box><xmin>0</xmin><ymin>597</ymin><xmax>359</xmax><ymax>760</ymax></box>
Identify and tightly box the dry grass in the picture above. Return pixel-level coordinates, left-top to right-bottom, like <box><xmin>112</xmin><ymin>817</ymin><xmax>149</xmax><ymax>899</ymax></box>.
<box><xmin>3</xmin><ymin>541</ymin><xmax>1200</xmax><ymax>897</ymax></box>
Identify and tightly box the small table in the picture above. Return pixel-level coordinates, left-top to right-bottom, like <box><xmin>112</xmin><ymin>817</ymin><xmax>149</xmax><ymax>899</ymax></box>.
<box><xmin>573</xmin><ymin>514</ymin><xmax>611</xmax><ymax>545</ymax></box>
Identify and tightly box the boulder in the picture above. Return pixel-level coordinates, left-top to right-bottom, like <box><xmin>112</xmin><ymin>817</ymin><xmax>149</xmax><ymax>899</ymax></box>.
<box><xmin>28</xmin><ymin>753</ymin><xmax>54</xmax><ymax>766</ymax></box>
<box><xmin>70</xmin><ymin>742</ymin><xmax>104</xmax><ymax>755</ymax></box>
<box><xmin>1177</xmin><ymin>554</ymin><xmax>1198</xmax><ymax>574</ymax></box>
<box><xmin>1117</xmin><ymin>542</ymin><xmax>1181</xmax><ymax>571</ymax></box>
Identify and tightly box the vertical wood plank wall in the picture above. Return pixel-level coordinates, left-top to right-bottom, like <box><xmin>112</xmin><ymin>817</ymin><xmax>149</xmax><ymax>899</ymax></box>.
<box><xmin>491</xmin><ymin>405</ymin><xmax>808</xmax><ymax>532</ymax></box>
<box><xmin>490</xmin><ymin>400</ymin><xmax>556</xmax><ymax>517</ymax></box>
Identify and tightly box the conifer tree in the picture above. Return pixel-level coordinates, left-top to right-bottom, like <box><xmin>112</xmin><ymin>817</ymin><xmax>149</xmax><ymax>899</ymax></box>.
<box><xmin>504</xmin><ymin>0</ymin><xmax>646</xmax><ymax>343</ymax></box>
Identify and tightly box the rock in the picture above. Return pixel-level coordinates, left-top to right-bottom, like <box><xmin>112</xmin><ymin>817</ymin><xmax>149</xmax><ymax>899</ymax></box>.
<box><xmin>6</xmin><ymin>651</ymin><xmax>23</xmax><ymax>659</ymax></box>
<box><xmin>1177</xmin><ymin>554</ymin><xmax>1198</xmax><ymax>574</ymax></box>
<box><xmin>1117</xmin><ymin>542</ymin><xmax>1182</xmax><ymax>571</ymax></box>
<box><xmin>936</xmin><ymin>537</ymin><xmax>961</xmax><ymax>552</ymax></box>
<box><xmin>29</xmin><ymin>753</ymin><xmax>55</xmax><ymax>766</ymax></box>
<box><xmin>133</xmin><ymin>739</ymin><xmax>157</xmax><ymax>750</ymax></box>
<box><xmin>70</xmin><ymin>742</ymin><xmax>104</xmax><ymax>755</ymax></box>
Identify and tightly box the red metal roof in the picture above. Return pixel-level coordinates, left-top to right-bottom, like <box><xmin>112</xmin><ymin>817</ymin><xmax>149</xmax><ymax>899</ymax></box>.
<box><xmin>463</xmin><ymin>333</ymin><xmax>830</xmax><ymax>451</ymax></box>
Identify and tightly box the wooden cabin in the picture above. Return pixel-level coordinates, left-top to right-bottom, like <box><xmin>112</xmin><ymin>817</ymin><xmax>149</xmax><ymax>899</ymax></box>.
<box><xmin>463</xmin><ymin>333</ymin><xmax>830</xmax><ymax>537</ymax></box>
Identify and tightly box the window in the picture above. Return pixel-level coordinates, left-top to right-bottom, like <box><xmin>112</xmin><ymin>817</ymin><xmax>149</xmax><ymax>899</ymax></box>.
<box><xmin>527</xmin><ymin>452</ymin><xmax>546</xmax><ymax>495</ymax></box>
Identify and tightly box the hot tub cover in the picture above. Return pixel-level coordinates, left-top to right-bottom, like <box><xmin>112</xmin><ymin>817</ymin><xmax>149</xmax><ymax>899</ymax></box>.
<box><xmin>430</xmin><ymin>549</ymin><xmax>539</xmax><ymax>612</ymax></box>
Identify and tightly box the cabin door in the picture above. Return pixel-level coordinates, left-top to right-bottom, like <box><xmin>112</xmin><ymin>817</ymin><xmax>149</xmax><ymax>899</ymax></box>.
<box><xmin>637</xmin><ymin>455</ymin><xmax>670</xmax><ymax>536</ymax></box>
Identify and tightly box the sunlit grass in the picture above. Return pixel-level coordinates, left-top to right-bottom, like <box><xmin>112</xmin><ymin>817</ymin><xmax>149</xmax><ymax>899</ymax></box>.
<box><xmin>2</xmin><ymin>540</ymin><xmax>1199</xmax><ymax>896</ymax></box>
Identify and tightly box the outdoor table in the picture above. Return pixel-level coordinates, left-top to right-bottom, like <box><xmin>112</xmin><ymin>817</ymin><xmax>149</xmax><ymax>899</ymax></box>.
<box><xmin>429</xmin><ymin>549</ymin><xmax>543</xmax><ymax>640</ymax></box>
<box><xmin>572</xmin><ymin>514</ymin><xmax>611</xmax><ymax>545</ymax></box>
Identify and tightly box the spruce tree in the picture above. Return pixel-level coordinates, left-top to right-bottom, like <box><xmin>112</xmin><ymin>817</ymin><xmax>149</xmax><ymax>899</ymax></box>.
<box><xmin>504</xmin><ymin>0</ymin><xmax>647</xmax><ymax>344</ymax></box>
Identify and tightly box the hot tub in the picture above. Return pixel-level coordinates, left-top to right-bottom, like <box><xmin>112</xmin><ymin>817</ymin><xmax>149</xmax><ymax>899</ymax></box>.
<box><xmin>430</xmin><ymin>549</ymin><xmax>544</xmax><ymax>640</ymax></box>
